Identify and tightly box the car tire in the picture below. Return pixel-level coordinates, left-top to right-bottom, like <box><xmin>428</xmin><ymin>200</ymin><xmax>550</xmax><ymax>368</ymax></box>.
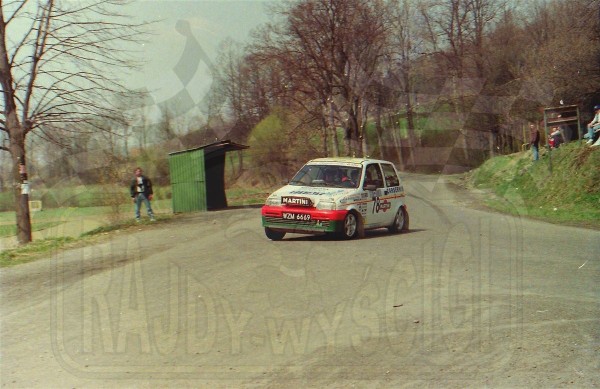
<box><xmin>340</xmin><ymin>212</ymin><xmax>359</xmax><ymax>239</ymax></box>
<box><xmin>388</xmin><ymin>206</ymin><xmax>409</xmax><ymax>233</ymax></box>
<box><xmin>265</xmin><ymin>227</ymin><xmax>286</xmax><ymax>241</ymax></box>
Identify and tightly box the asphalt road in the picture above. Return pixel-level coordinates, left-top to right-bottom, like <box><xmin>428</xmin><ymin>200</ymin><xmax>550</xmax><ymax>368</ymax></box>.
<box><xmin>1</xmin><ymin>174</ymin><xmax>599</xmax><ymax>388</ymax></box>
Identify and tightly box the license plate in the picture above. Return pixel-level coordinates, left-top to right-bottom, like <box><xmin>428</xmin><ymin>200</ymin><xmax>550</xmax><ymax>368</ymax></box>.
<box><xmin>282</xmin><ymin>212</ymin><xmax>311</xmax><ymax>221</ymax></box>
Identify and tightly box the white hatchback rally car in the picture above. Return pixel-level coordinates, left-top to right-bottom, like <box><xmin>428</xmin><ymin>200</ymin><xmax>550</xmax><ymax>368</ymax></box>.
<box><xmin>261</xmin><ymin>157</ymin><xmax>409</xmax><ymax>240</ymax></box>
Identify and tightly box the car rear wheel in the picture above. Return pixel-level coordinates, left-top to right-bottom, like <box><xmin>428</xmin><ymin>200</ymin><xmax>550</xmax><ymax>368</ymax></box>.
<box><xmin>340</xmin><ymin>212</ymin><xmax>358</xmax><ymax>239</ymax></box>
<box><xmin>388</xmin><ymin>206</ymin><xmax>409</xmax><ymax>233</ymax></box>
<box><xmin>265</xmin><ymin>227</ymin><xmax>286</xmax><ymax>241</ymax></box>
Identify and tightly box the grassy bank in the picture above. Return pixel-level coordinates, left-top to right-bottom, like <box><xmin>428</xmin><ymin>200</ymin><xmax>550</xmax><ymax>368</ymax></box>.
<box><xmin>467</xmin><ymin>142</ymin><xmax>600</xmax><ymax>228</ymax></box>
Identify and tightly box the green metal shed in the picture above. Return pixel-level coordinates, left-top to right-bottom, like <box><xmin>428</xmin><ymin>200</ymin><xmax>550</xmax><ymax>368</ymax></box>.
<box><xmin>168</xmin><ymin>140</ymin><xmax>249</xmax><ymax>212</ymax></box>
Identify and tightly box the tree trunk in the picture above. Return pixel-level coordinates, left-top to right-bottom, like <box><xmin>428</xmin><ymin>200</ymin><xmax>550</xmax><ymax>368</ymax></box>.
<box><xmin>331</xmin><ymin>127</ymin><xmax>340</xmax><ymax>157</ymax></box>
<box><xmin>391</xmin><ymin>122</ymin><xmax>405</xmax><ymax>170</ymax></box>
<box><xmin>10</xmin><ymin>131</ymin><xmax>32</xmax><ymax>244</ymax></box>
<box><xmin>406</xmin><ymin>128</ymin><xmax>417</xmax><ymax>171</ymax></box>
<box><xmin>359</xmin><ymin>103</ymin><xmax>368</xmax><ymax>157</ymax></box>
<box><xmin>402</xmin><ymin>57</ymin><xmax>418</xmax><ymax>170</ymax></box>
<box><xmin>375</xmin><ymin>104</ymin><xmax>385</xmax><ymax>160</ymax></box>
<box><xmin>347</xmin><ymin>101</ymin><xmax>360</xmax><ymax>157</ymax></box>
<box><xmin>330</xmin><ymin>100</ymin><xmax>339</xmax><ymax>157</ymax></box>
<box><xmin>405</xmin><ymin>99</ymin><xmax>418</xmax><ymax>171</ymax></box>
<box><xmin>361</xmin><ymin>130</ymin><xmax>368</xmax><ymax>158</ymax></box>
<box><xmin>320</xmin><ymin>113</ymin><xmax>329</xmax><ymax>156</ymax></box>
<box><xmin>452</xmin><ymin>74</ymin><xmax>470</xmax><ymax>163</ymax></box>
<box><xmin>344</xmin><ymin>125</ymin><xmax>352</xmax><ymax>157</ymax></box>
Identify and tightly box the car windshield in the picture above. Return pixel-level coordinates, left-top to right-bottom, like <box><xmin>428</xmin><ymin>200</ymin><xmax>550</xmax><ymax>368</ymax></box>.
<box><xmin>289</xmin><ymin>164</ymin><xmax>361</xmax><ymax>188</ymax></box>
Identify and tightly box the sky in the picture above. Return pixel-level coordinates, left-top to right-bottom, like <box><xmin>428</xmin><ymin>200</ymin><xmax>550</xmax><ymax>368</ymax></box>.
<box><xmin>0</xmin><ymin>0</ymin><xmax>276</xmax><ymax>165</ymax></box>
<box><xmin>123</xmin><ymin>0</ymin><xmax>276</xmax><ymax>123</ymax></box>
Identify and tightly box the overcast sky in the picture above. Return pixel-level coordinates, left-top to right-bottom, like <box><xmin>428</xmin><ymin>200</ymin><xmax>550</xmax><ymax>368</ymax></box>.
<box><xmin>125</xmin><ymin>0</ymin><xmax>275</xmax><ymax>120</ymax></box>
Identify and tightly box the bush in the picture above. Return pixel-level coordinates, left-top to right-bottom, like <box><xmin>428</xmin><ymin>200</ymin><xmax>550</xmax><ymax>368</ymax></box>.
<box><xmin>245</xmin><ymin>109</ymin><xmax>325</xmax><ymax>185</ymax></box>
<box><xmin>248</xmin><ymin>110</ymin><xmax>291</xmax><ymax>165</ymax></box>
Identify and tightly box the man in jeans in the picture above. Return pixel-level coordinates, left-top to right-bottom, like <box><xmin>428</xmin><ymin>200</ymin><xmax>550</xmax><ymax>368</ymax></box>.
<box><xmin>529</xmin><ymin>124</ymin><xmax>540</xmax><ymax>161</ymax></box>
<box><xmin>130</xmin><ymin>167</ymin><xmax>155</xmax><ymax>222</ymax></box>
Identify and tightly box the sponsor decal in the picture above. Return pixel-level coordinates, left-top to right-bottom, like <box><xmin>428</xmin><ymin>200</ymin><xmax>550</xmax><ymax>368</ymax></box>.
<box><xmin>373</xmin><ymin>197</ymin><xmax>391</xmax><ymax>213</ymax></box>
<box><xmin>281</xmin><ymin>196</ymin><xmax>313</xmax><ymax>207</ymax></box>
<box><xmin>358</xmin><ymin>203</ymin><xmax>368</xmax><ymax>216</ymax></box>
<box><xmin>340</xmin><ymin>195</ymin><xmax>361</xmax><ymax>204</ymax></box>
<box><xmin>289</xmin><ymin>190</ymin><xmax>328</xmax><ymax>196</ymax></box>
<box><xmin>387</xmin><ymin>186</ymin><xmax>404</xmax><ymax>194</ymax></box>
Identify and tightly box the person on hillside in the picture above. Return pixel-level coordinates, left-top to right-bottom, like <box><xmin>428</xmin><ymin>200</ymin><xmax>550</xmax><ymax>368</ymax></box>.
<box><xmin>550</xmin><ymin>127</ymin><xmax>563</xmax><ymax>149</ymax></box>
<box><xmin>529</xmin><ymin>124</ymin><xmax>540</xmax><ymax>161</ymax></box>
<box><xmin>585</xmin><ymin>105</ymin><xmax>600</xmax><ymax>145</ymax></box>
<box><xmin>130</xmin><ymin>167</ymin><xmax>155</xmax><ymax>222</ymax></box>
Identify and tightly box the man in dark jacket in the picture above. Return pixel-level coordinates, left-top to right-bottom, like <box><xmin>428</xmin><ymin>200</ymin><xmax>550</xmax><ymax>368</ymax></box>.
<box><xmin>130</xmin><ymin>167</ymin><xmax>155</xmax><ymax>221</ymax></box>
<box><xmin>529</xmin><ymin>124</ymin><xmax>540</xmax><ymax>161</ymax></box>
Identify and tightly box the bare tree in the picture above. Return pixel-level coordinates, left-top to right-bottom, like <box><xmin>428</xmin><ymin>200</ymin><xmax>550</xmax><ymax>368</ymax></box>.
<box><xmin>521</xmin><ymin>0</ymin><xmax>600</xmax><ymax>105</ymax></box>
<box><xmin>469</xmin><ymin>0</ymin><xmax>504</xmax><ymax>78</ymax></box>
<box><xmin>0</xmin><ymin>0</ymin><xmax>149</xmax><ymax>244</ymax></box>
<box><xmin>420</xmin><ymin>0</ymin><xmax>484</xmax><ymax>162</ymax></box>
<box><xmin>211</xmin><ymin>39</ymin><xmax>271</xmax><ymax>141</ymax></box>
<box><xmin>121</xmin><ymin>90</ymin><xmax>156</xmax><ymax>153</ymax></box>
<box><xmin>380</xmin><ymin>0</ymin><xmax>428</xmax><ymax>168</ymax></box>
<box><xmin>249</xmin><ymin>0</ymin><xmax>393</xmax><ymax>157</ymax></box>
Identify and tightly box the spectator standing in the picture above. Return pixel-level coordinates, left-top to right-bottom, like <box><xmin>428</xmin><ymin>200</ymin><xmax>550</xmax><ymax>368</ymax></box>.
<box><xmin>130</xmin><ymin>167</ymin><xmax>155</xmax><ymax>222</ymax></box>
<box><xmin>529</xmin><ymin>124</ymin><xmax>540</xmax><ymax>161</ymax></box>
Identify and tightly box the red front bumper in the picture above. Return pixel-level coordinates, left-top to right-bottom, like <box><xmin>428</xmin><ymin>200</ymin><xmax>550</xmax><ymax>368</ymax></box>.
<box><xmin>261</xmin><ymin>205</ymin><xmax>348</xmax><ymax>234</ymax></box>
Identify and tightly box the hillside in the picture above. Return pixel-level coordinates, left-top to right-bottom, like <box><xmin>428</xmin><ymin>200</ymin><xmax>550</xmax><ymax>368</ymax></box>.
<box><xmin>464</xmin><ymin>143</ymin><xmax>600</xmax><ymax>228</ymax></box>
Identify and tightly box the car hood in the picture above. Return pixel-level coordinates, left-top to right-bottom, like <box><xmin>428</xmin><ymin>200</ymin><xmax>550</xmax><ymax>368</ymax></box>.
<box><xmin>271</xmin><ymin>185</ymin><xmax>356</xmax><ymax>203</ymax></box>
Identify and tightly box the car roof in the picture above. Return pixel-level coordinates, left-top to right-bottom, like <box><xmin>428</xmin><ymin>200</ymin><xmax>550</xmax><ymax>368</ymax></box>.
<box><xmin>307</xmin><ymin>157</ymin><xmax>394</xmax><ymax>165</ymax></box>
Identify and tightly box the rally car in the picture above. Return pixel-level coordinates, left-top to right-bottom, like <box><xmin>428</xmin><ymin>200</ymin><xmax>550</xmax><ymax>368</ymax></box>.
<box><xmin>261</xmin><ymin>157</ymin><xmax>409</xmax><ymax>240</ymax></box>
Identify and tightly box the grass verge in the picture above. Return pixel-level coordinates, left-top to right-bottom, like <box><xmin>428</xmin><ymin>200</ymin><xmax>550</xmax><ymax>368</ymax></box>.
<box><xmin>0</xmin><ymin>215</ymin><xmax>171</xmax><ymax>268</ymax></box>
<box><xmin>0</xmin><ymin>237</ymin><xmax>76</xmax><ymax>267</ymax></box>
<box><xmin>0</xmin><ymin>221</ymin><xmax>65</xmax><ymax>238</ymax></box>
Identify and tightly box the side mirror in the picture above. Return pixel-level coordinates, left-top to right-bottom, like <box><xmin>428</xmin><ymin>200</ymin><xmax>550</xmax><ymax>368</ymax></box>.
<box><xmin>364</xmin><ymin>184</ymin><xmax>377</xmax><ymax>191</ymax></box>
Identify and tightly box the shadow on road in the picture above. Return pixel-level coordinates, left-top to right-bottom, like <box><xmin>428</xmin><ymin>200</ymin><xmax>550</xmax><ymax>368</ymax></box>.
<box><xmin>278</xmin><ymin>228</ymin><xmax>427</xmax><ymax>242</ymax></box>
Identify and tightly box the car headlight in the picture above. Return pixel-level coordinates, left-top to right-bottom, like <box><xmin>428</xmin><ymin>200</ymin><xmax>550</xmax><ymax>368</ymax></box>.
<box><xmin>317</xmin><ymin>200</ymin><xmax>336</xmax><ymax>210</ymax></box>
<box><xmin>265</xmin><ymin>195</ymin><xmax>281</xmax><ymax>206</ymax></box>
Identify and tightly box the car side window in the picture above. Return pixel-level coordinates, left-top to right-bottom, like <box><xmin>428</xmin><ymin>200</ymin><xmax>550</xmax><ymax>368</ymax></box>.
<box><xmin>381</xmin><ymin>164</ymin><xmax>400</xmax><ymax>187</ymax></box>
<box><xmin>364</xmin><ymin>164</ymin><xmax>384</xmax><ymax>188</ymax></box>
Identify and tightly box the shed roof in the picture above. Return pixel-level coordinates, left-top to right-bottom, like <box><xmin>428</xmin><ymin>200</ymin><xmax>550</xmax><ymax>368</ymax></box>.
<box><xmin>168</xmin><ymin>140</ymin><xmax>249</xmax><ymax>156</ymax></box>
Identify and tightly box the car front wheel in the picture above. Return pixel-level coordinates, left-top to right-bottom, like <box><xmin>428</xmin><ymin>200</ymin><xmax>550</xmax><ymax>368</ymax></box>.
<box><xmin>265</xmin><ymin>227</ymin><xmax>286</xmax><ymax>241</ymax></box>
<box><xmin>340</xmin><ymin>212</ymin><xmax>359</xmax><ymax>239</ymax></box>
